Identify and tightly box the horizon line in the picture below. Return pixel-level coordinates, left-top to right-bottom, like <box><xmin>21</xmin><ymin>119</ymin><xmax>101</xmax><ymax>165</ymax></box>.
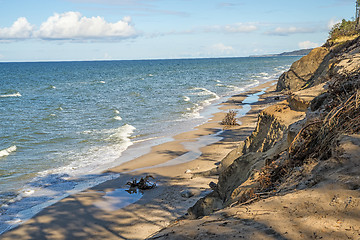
<box><xmin>0</xmin><ymin>55</ymin><xmax>301</xmax><ymax>64</ymax></box>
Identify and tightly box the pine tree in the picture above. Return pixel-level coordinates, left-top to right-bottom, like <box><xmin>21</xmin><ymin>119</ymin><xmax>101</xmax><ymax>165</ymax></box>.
<box><xmin>356</xmin><ymin>0</ymin><xmax>360</xmax><ymax>29</ymax></box>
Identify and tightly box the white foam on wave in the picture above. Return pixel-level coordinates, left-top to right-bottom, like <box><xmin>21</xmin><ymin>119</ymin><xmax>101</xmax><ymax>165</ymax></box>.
<box><xmin>216</xmin><ymin>83</ymin><xmax>245</xmax><ymax>93</ymax></box>
<box><xmin>0</xmin><ymin>146</ymin><xmax>17</xmax><ymax>158</ymax></box>
<box><xmin>244</xmin><ymin>80</ymin><xmax>260</xmax><ymax>90</ymax></box>
<box><xmin>132</xmin><ymin>136</ymin><xmax>162</xmax><ymax>144</ymax></box>
<box><xmin>0</xmin><ymin>124</ymin><xmax>136</xmax><ymax>234</ymax></box>
<box><xmin>229</xmin><ymin>85</ymin><xmax>245</xmax><ymax>92</ymax></box>
<box><xmin>40</xmin><ymin>124</ymin><xmax>136</xmax><ymax>177</ymax></box>
<box><xmin>274</xmin><ymin>64</ymin><xmax>291</xmax><ymax>75</ymax></box>
<box><xmin>0</xmin><ymin>92</ymin><xmax>21</xmax><ymax>98</ymax></box>
<box><xmin>107</xmin><ymin>124</ymin><xmax>136</xmax><ymax>140</ymax></box>
<box><xmin>192</xmin><ymin>87</ymin><xmax>220</xmax><ymax>99</ymax></box>
<box><xmin>253</xmin><ymin>72</ymin><xmax>271</xmax><ymax>80</ymax></box>
<box><xmin>183</xmin><ymin>96</ymin><xmax>190</xmax><ymax>102</ymax></box>
<box><xmin>113</xmin><ymin>116</ymin><xmax>122</xmax><ymax>121</ymax></box>
<box><xmin>183</xmin><ymin>87</ymin><xmax>221</xmax><ymax>119</ymax></box>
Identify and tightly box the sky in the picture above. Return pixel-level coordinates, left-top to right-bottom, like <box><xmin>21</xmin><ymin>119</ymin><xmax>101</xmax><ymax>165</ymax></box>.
<box><xmin>0</xmin><ymin>0</ymin><xmax>356</xmax><ymax>62</ymax></box>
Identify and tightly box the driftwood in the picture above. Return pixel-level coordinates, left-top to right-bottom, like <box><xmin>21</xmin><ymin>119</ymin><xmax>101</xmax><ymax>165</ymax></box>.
<box><xmin>126</xmin><ymin>175</ymin><xmax>156</xmax><ymax>194</ymax></box>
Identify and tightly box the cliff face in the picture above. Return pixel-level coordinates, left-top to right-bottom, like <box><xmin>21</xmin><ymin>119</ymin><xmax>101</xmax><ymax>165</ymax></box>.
<box><xmin>188</xmin><ymin>92</ymin><xmax>315</xmax><ymax>217</ymax></box>
<box><xmin>277</xmin><ymin>36</ymin><xmax>360</xmax><ymax>92</ymax></box>
<box><xmin>187</xmin><ymin>37</ymin><xmax>360</xmax><ymax>219</ymax></box>
<box><xmin>276</xmin><ymin>47</ymin><xmax>329</xmax><ymax>91</ymax></box>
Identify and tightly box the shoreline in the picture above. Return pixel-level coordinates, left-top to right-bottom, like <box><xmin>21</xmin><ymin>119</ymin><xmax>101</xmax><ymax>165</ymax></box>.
<box><xmin>1</xmin><ymin>80</ymin><xmax>282</xmax><ymax>239</ymax></box>
<box><xmin>105</xmin><ymin>79</ymin><xmax>264</xmax><ymax>174</ymax></box>
<box><xmin>107</xmin><ymin>80</ymin><xmax>277</xmax><ymax>175</ymax></box>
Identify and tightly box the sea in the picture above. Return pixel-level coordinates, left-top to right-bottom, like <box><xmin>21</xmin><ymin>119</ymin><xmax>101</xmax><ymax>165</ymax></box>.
<box><xmin>0</xmin><ymin>56</ymin><xmax>299</xmax><ymax>233</ymax></box>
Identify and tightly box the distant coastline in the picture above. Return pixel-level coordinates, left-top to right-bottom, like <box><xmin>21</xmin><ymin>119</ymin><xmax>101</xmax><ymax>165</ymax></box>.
<box><xmin>249</xmin><ymin>48</ymin><xmax>313</xmax><ymax>57</ymax></box>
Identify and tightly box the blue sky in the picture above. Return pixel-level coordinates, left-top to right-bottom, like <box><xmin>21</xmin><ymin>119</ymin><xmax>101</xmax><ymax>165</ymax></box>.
<box><xmin>0</xmin><ymin>0</ymin><xmax>356</xmax><ymax>61</ymax></box>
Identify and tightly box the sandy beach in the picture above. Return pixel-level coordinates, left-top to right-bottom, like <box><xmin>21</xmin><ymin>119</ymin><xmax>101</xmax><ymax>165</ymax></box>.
<box><xmin>0</xmin><ymin>80</ymin><xmax>281</xmax><ymax>240</ymax></box>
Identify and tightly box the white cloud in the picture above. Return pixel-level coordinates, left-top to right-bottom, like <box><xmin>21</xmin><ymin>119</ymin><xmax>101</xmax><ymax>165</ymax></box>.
<box><xmin>102</xmin><ymin>52</ymin><xmax>113</xmax><ymax>60</ymax></box>
<box><xmin>328</xmin><ymin>18</ymin><xmax>341</xmax><ymax>30</ymax></box>
<box><xmin>0</xmin><ymin>17</ymin><xmax>34</xmax><ymax>39</ymax></box>
<box><xmin>210</xmin><ymin>43</ymin><xmax>234</xmax><ymax>54</ymax></box>
<box><xmin>66</xmin><ymin>0</ymin><xmax>152</xmax><ymax>6</ymax></box>
<box><xmin>208</xmin><ymin>23</ymin><xmax>258</xmax><ymax>34</ymax></box>
<box><xmin>35</xmin><ymin>12</ymin><xmax>137</xmax><ymax>40</ymax></box>
<box><xmin>0</xmin><ymin>12</ymin><xmax>137</xmax><ymax>41</ymax></box>
<box><xmin>266</xmin><ymin>26</ymin><xmax>316</xmax><ymax>36</ymax></box>
<box><xmin>149</xmin><ymin>22</ymin><xmax>258</xmax><ymax>38</ymax></box>
<box><xmin>298</xmin><ymin>41</ymin><xmax>320</xmax><ymax>49</ymax></box>
<box><xmin>223</xmin><ymin>23</ymin><xmax>258</xmax><ymax>33</ymax></box>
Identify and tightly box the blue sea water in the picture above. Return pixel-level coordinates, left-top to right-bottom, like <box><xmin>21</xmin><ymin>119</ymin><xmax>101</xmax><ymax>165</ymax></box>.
<box><xmin>0</xmin><ymin>57</ymin><xmax>299</xmax><ymax>233</ymax></box>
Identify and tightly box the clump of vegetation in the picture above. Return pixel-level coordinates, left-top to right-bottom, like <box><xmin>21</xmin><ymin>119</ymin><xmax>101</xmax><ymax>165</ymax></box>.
<box><xmin>329</xmin><ymin>19</ymin><xmax>358</xmax><ymax>40</ymax></box>
<box><xmin>328</xmin><ymin>1</ymin><xmax>360</xmax><ymax>41</ymax></box>
<box><xmin>289</xmin><ymin>71</ymin><xmax>360</xmax><ymax>163</ymax></box>
<box><xmin>220</xmin><ymin>110</ymin><xmax>239</xmax><ymax>126</ymax></box>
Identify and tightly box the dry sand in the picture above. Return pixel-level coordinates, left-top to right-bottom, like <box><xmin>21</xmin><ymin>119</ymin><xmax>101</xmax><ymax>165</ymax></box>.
<box><xmin>0</xmin><ymin>81</ymin><xmax>280</xmax><ymax>240</ymax></box>
<box><xmin>149</xmin><ymin>185</ymin><xmax>360</xmax><ymax>240</ymax></box>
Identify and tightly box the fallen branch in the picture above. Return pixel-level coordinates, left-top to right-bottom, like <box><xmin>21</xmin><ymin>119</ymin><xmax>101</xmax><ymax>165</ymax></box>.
<box><xmin>126</xmin><ymin>175</ymin><xmax>156</xmax><ymax>193</ymax></box>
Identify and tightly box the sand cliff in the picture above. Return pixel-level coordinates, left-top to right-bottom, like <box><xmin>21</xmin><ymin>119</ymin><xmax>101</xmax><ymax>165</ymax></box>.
<box><xmin>150</xmin><ymin>37</ymin><xmax>360</xmax><ymax>239</ymax></box>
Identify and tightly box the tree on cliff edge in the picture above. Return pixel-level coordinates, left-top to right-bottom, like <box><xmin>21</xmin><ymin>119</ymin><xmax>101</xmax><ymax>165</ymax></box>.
<box><xmin>357</xmin><ymin>0</ymin><xmax>360</xmax><ymax>29</ymax></box>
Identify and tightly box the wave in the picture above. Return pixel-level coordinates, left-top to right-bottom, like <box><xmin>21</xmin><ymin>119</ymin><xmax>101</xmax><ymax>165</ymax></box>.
<box><xmin>229</xmin><ymin>85</ymin><xmax>245</xmax><ymax>92</ymax></box>
<box><xmin>191</xmin><ymin>87</ymin><xmax>220</xmax><ymax>99</ymax></box>
<box><xmin>183</xmin><ymin>104</ymin><xmax>202</xmax><ymax>119</ymax></box>
<box><xmin>274</xmin><ymin>64</ymin><xmax>291</xmax><ymax>75</ymax></box>
<box><xmin>216</xmin><ymin>83</ymin><xmax>244</xmax><ymax>92</ymax></box>
<box><xmin>182</xmin><ymin>88</ymin><xmax>221</xmax><ymax>119</ymax></box>
<box><xmin>0</xmin><ymin>124</ymin><xmax>137</xmax><ymax>229</ymax></box>
<box><xmin>183</xmin><ymin>96</ymin><xmax>190</xmax><ymax>102</ymax></box>
<box><xmin>113</xmin><ymin>116</ymin><xmax>122</xmax><ymax>121</ymax></box>
<box><xmin>107</xmin><ymin>124</ymin><xmax>136</xmax><ymax>143</ymax></box>
<box><xmin>0</xmin><ymin>92</ymin><xmax>21</xmax><ymax>98</ymax></box>
<box><xmin>132</xmin><ymin>136</ymin><xmax>162</xmax><ymax>144</ymax></box>
<box><xmin>45</xmin><ymin>85</ymin><xmax>56</xmax><ymax>90</ymax></box>
<box><xmin>0</xmin><ymin>146</ymin><xmax>17</xmax><ymax>158</ymax></box>
<box><xmin>253</xmin><ymin>72</ymin><xmax>271</xmax><ymax>80</ymax></box>
<box><xmin>35</xmin><ymin>124</ymin><xmax>136</xmax><ymax>178</ymax></box>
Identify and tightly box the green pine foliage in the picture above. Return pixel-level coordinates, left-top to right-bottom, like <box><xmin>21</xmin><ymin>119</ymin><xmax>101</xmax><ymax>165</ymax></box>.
<box><xmin>329</xmin><ymin>19</ymin><xmax>358</xmax><ymax>40</ymax></box>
